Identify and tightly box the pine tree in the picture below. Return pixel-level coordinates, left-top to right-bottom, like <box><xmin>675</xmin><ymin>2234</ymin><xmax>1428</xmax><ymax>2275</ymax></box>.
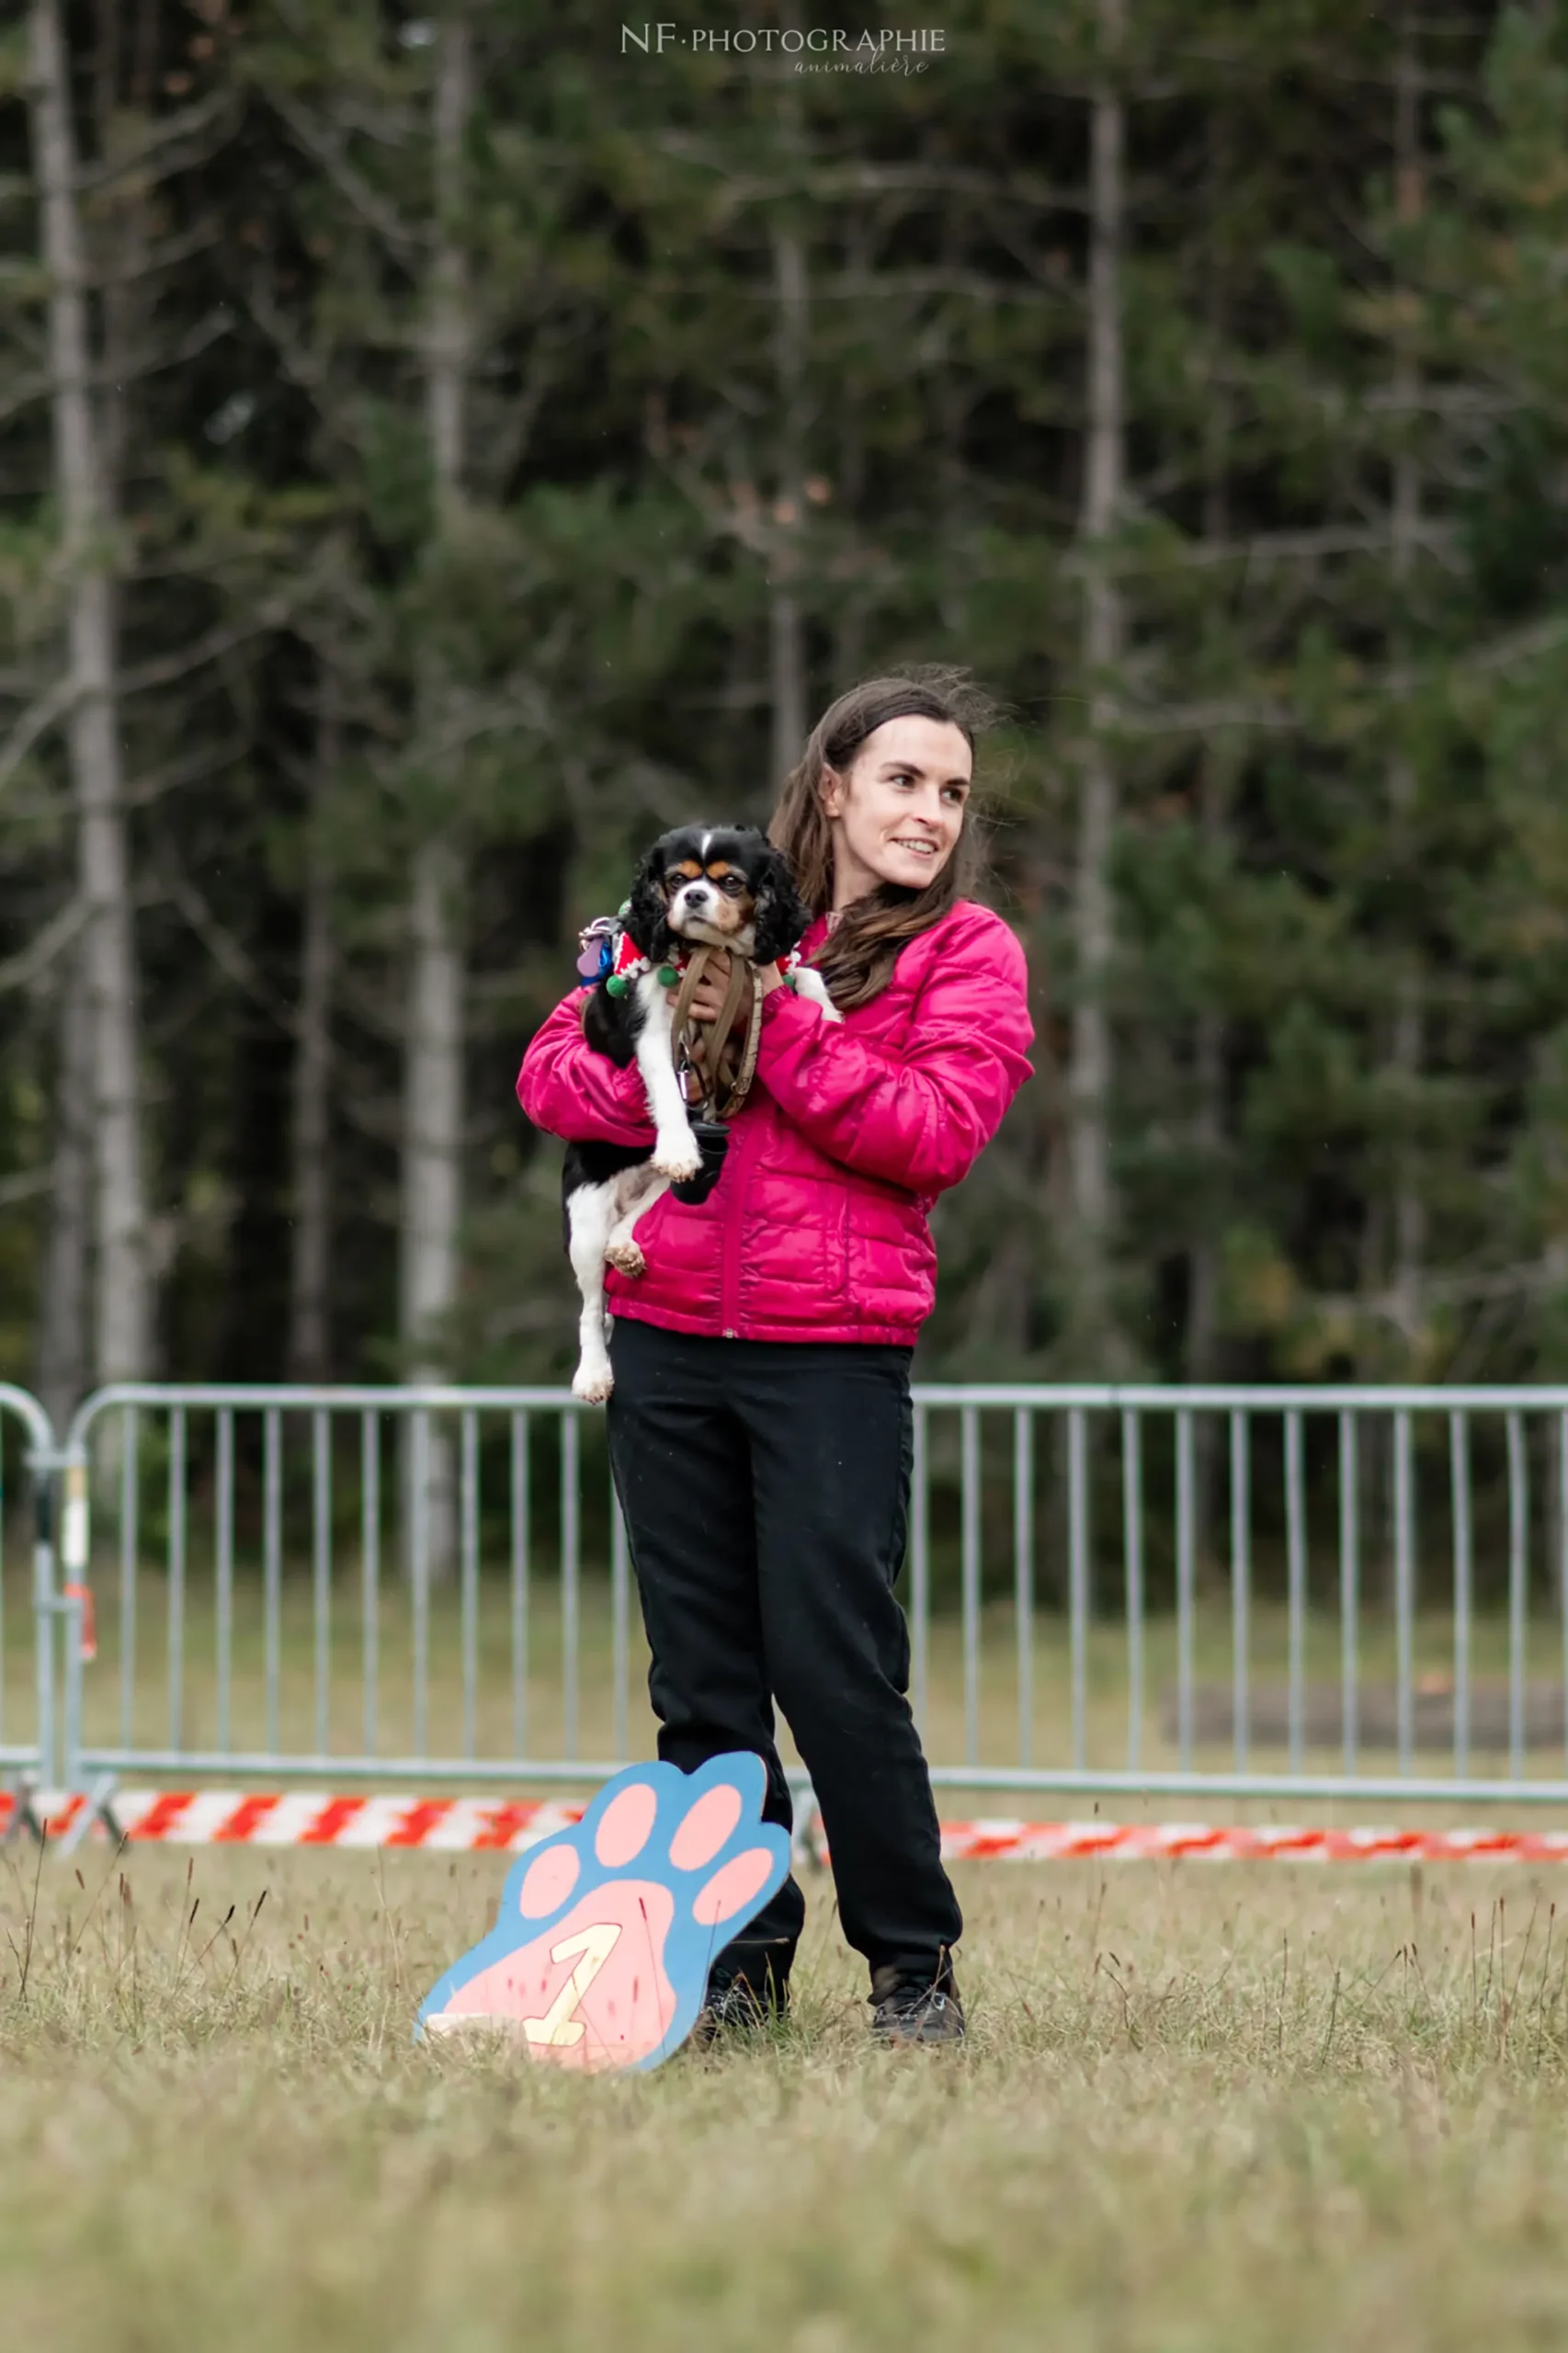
<box><xmin>26</xmin><ymin>0</ymin><xmax>150</xmax><ymax>1388</ymax></box>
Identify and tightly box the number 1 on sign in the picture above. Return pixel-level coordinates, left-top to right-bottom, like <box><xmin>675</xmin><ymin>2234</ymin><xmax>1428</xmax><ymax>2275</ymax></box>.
<box><xmin>519</xmin><ymin>1922</ymin><xmax>622</xmax><ymax>2048</ymax></box>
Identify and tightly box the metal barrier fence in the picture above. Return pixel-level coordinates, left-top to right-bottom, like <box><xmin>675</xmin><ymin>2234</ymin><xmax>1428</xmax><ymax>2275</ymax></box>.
<box><xmin>0</xmin><ymin>1381</ymin><xmax>70</xmax><ymax>1789</ymax></box>
<box><xmin>17</xmin><ymin>1381</ymin><xmax>1565</xmax><ymax>1810</ymax></box>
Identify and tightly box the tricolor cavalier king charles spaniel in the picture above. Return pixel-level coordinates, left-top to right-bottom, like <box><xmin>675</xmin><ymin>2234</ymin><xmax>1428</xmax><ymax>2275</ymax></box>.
<box><xmin>563</xmin><ymin>824</ymin><xmax>839</xmax><ymax>1401</ymax></box>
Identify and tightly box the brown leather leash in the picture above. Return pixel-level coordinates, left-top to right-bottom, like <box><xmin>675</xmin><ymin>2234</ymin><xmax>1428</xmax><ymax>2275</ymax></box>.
<box><xmin>669</xmin><ymin>947</ymin><xmax>764</xmax><ymax>1121</ymax></box>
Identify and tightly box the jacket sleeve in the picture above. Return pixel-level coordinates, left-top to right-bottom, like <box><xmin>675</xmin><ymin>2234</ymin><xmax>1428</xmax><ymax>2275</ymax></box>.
<box><xmin>754</xmin><ymin>910</ymin><xmax>1034</xmax><ymax>1195</ymax></box>
<box><xmin>516</xmin><ymin>991</ymin><xmax>656</xmax><ymax>1146</ymax></box>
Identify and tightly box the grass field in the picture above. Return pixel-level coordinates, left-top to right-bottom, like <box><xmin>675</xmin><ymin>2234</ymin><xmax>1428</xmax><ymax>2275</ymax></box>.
<box><xmin>7</xmin><ymin>1845</ymin><xmax>1568</xmax><ymax>2349</ymax></box>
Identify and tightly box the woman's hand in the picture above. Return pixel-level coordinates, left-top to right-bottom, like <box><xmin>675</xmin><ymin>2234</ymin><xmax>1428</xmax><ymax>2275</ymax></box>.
<box><xmin>669</xmin><ymin>953</ymin><xmax>781</xmax><ymax>1022</ymax></box>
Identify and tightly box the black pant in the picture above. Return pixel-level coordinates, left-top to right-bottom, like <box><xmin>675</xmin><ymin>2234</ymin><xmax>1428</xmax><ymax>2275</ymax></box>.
<box><xmin>605</xmin><ymin>1317</ymin><xmax>961</xmax><ymax>1989</ymax></box>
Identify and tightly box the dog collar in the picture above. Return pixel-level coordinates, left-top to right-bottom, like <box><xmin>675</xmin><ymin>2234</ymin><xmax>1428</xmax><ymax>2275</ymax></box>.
<box><xmin>580</xmin><ymin>918</ymin><xmax>806</xmax><ymax>999</ymax></box>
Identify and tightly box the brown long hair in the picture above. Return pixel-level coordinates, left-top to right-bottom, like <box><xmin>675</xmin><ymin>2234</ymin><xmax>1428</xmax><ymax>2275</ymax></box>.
<box><xmin>768</xmin><ymin>667</ymin><xmax>997</xmax><ymax>1008</ymax></box>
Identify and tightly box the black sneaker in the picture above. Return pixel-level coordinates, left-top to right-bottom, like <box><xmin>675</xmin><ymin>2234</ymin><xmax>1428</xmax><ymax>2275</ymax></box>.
<box><xmin>869</xmin><ymin>1964</ymin><xmax>966</xmax><ymax>2047</ymax></box>
<box><xmin>690</xmin><ymin>1971</ymin><xmax>790</xmax><ymax>2049</ymax></box>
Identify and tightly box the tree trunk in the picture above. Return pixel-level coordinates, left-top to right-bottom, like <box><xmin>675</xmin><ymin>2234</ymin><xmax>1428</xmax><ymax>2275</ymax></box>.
<box><xmin>1188</xmin><ymin>133</ymin><xmax>1233</xmax><ymax>1400</ymax></box>
<box><xmin>1388</xmin><ymin>2</ymin><xmax>1426</xmax><ymax>1354</ymax></box>
<box><xmin>425</xmin><ymin>15</ymin><xmax>470</xmax><ymax>509</ymax></box>
<box><xmin>28</xmin><ymin>0</ymin><xmax>151</xmax><ymax>1392</ymax></box>
<box><xmin>1189</xmin><ymin>141</ymin><xmax>1233</xmax><ymax>1563</ymax></box>
<box><xmin>400</xmin><ymin>10</ymin><xmax>472</xmax><ymax>1574</ymax></box>
<box><xmin>288</xmin><ymin>691</ymin><xmax>336</xmax><ymax>1384</ymax></box>
<box><xmin>401</xmin><ymin>839</ymin><xmax>465</xmax><ymax>1392</ymax></box>
<box><xmin>1188</xmin><ymin>946</ymin><xmax>1226</xmax><ymax>1379</ymax></box>
<box><xmin>1068</xmin><ymin>0</ymin><xmax>1127</xmax><ymax>1358</ymax></box>
<box><xmin>35</xmin><ymin>954</ymin><xmax>93</xmax><ymax>1436</ymax></box>
<box><xmin>830</xmin><ymin>213</ymin><xmax>869</xmax><ymax>693</ymax></box>
<box><xmin>768</xmin><ymin>222</ymin><xmax>808</xmax><ymax>790</ymax></box>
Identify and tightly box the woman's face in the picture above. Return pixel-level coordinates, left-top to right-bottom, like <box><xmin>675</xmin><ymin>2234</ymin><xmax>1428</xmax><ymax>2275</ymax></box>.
<box><xmin>820</xmin><ymin>716</ymin><xmax>972</xmax><ymax>905</ymax></box>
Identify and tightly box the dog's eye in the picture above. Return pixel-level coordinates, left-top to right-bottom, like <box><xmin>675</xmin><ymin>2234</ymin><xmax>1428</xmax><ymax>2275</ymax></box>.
<box><xmin>720</xmin><ymin>874</ymin><xmax>745</xmax><ymax>894</ymax></box>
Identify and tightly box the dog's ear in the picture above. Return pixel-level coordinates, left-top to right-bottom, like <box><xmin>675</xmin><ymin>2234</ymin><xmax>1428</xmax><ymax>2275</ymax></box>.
<box><xmin>623</xmin><ymin>845</ymin><xmax>671</xmax><ymax>963</ymax></box>
<box><xmin>750</xmin><ymin>844</ymin><xmax>811</xmax><ymax>965</ymax></box>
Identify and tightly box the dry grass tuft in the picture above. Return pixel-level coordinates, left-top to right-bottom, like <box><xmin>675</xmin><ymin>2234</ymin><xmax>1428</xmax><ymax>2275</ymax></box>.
<box><xmin>6</xmin><ymin>1847</ymin><xmax>1568</xmax><ymax>2348</ymax></box>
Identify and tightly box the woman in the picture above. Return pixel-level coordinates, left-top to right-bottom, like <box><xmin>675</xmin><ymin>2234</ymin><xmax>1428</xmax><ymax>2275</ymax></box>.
<box><xmin>517</xmin><ymin>671</ymin><xmax>1033</xmax><ymax>2044</ymax></box>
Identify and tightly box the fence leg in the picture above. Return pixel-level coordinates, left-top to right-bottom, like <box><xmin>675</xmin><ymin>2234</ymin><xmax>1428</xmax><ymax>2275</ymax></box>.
<box><xmin>22</xmin><ymin>1445</ymin><xmax>122</xmax><ymax>1855</ymax></box>
<box><xmin>0</xmin><ymin>1776</ymin><xmax>121</xmax><ymax>1853</ymax></box>
<box><xmin>28</xmin><ymin>1447</ymin><xmax>58</xmax><ymax>1790</ymax></box>
<box><xmin>788</xmin><ymin>1773</ymin><xmax>825</xmax><ymax>1874</ymax></box>
<box><xmin>60</xmin><ymin>1581</ymin><xmax>84</xmax><ymax>1797</ymax></box>
<box><xmin>50</xmin><ymin>1560</ymin><xmax>121</xmax><ymax>1852</ymax></box>
<box><xmin>1</xmin><ymin>1774</ymin><xmax>49</xmax><ymax>1847</ymax></box>
<box><xmin>55</xmin><ymin>1773</ymin><xmax>124</xmax><ymax>1859</ymax></box>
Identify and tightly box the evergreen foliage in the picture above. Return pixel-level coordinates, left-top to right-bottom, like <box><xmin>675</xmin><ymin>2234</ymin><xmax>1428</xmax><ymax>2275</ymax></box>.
<box><xmin>1</xmin><ymin>2</ymin><xmax>1564</xmax><ymax>1395</ymax></box>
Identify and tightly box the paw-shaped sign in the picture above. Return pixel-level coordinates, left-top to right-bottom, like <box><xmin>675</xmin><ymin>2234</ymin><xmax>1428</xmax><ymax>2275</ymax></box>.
<box><xmin>416</xmin><ymin>1755</ymin><xmax>790</xmax><ymax>2074</ymax></box>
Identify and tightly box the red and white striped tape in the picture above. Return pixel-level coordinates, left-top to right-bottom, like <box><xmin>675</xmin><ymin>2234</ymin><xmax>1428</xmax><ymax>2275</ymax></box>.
<box><xmin>936</xmin><ymin>1820</ymin><xmax>1568</xmax><ymax>1864</ymax></box>
<box><xmin>0</xmin><ymin>1788</ymin><xmax>587</xmax><ymax>1851</ymax></box>
<box><xmin>6</xmin><ymin>1787</ymin><xmax>1568</xmax><ymax>1864</ymax></box>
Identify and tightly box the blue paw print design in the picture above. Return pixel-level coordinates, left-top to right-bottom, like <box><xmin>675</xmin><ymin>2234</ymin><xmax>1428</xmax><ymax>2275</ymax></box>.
<box><xmin>417</xmin><ymin>1753</ymin><xmax>790</xmax><ymax>2074</ymax></box>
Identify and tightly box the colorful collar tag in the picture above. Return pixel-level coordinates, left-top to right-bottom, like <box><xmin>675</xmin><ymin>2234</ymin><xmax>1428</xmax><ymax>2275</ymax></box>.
<box><xmin>575</xmin><ymin>914</ymin><xmax>621</xmax><ymax>988</ymax></box>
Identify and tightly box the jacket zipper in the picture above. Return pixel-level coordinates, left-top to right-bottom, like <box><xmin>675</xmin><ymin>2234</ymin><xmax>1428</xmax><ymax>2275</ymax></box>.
<box><xmin>716</xmin><ymin>1105</ymin><xmax>754</xmax><ymax>1337</ymax></box>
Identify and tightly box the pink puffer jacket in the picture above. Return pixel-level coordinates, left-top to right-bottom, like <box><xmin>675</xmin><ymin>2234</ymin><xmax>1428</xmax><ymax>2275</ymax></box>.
<box><xmin>516</xmin><ymin>900</ymin><xmax>1034</xmax><ymax>1346</ymax></box>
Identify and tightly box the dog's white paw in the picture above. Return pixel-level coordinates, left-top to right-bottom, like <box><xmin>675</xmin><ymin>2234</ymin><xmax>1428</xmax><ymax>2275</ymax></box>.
<box><xmin>572</xmin><ymin>1364</ymin><xmax>615</xmax><ymax>1404</ymax></box>
<box><xmin>604</xmin><ymin>1241</ymin><xmax>645</xmax><ymax>1277</ymax></box>
<box><xmin>790</xmin><ymin>972</ymin><xmax>842</xmax><ymax>1024</ymax></box>
<box><xmin>651</xmin><ymin>1142</ymin><xmax>703</xmax><ymax>1182</ymax></box>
